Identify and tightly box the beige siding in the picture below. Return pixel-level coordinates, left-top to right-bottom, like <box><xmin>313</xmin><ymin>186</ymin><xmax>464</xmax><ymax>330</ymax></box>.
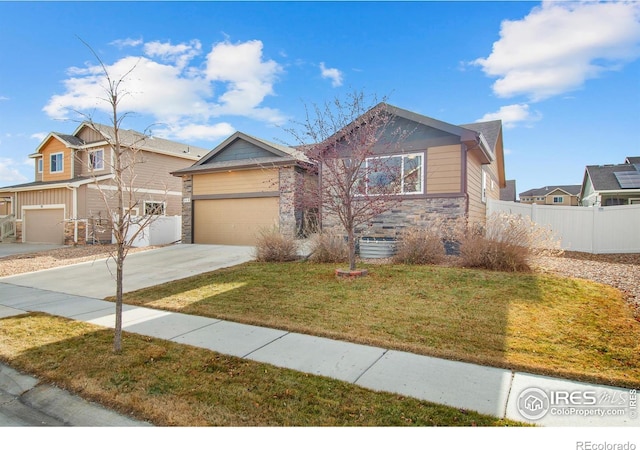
<box><xmin>426</xmin><ymin>145</ymin><xmax>462</xmax><ymax>194</ymax></box>
<box><xmin>466</xmin><ymin>150</ymin><xmax>485</xmax><ymax>226</ymax></box>
<box><xmin>193</xmin><ymin>169</ymin><xmax>279</xmax><ymax>196</ymax></box>
<box><xmin>15</xmin><ymin>188</ymin><xmax>73</xmax><ymax>220</ymax></box>
<box><xmin>76</xmin><ymin>126</ymin><xmax>104</xmax><ymax>143</ymax></box>
<box><xmin>75</xmin><ymin>146</ymin><xmax>112</xmax><ymax>178</ymax></box>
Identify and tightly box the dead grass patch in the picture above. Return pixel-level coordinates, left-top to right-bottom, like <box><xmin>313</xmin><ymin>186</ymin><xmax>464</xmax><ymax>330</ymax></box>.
<box><xmin>0</xmin><ymin>313</ymin><xmax>519</xmax><ymax>426</ymax></box>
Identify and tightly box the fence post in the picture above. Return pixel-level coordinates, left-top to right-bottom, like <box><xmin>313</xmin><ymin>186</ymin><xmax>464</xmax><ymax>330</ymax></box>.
<box><xmin>531</xmin><ymin>203</ymin><xmax>537</xmax><ymax>223</ymax></box>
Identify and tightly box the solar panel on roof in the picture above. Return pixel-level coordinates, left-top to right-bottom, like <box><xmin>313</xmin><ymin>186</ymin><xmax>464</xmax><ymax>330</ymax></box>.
<box><xmin>614</xmin><ymin>171</ymin><xmax>640</xmax><ymax>189</ymax></box>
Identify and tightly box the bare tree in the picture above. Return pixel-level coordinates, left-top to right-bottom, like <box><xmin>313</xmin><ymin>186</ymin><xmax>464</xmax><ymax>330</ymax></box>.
<box><xmin>285</xmin><ymin>92</ymin><xmax>411</xmax><ymax>271</ymax></box>
<box><xmin>78</xmin><ymin>41</ymin><xmax>168</xmax><ymax>353</ymax></box>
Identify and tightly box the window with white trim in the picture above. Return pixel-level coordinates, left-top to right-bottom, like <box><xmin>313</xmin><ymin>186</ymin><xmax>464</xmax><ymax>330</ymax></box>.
<box><xmin>88</xmin><ymin>149</ymin><xmax>104</xmax><ymax>171</ymax></box>
<box><xmin>144</xmin><ymin>201</ymin><xmax>165</xmax><ymax>216</ymax></box>
<box><xmin>363</xmin><ymin>153</ymin><xmax>423</xmax><ymax>195</ymax></box>
<box><xmin>481</xmin><ymin>169</ymin><xmax>487</xmax><ymax>203</ymax></box>
<box><xmin>37</xmin><ymin>158</ymin><xmax>43</xmax><ymax>173</ymax></box>
<box><xmin>50</xmin><ymin>153</ymin><xmax>63</xmax><ymax>173</ymax></box>
<box><xmin>553</xmin><ymin>196</ymin><xmax>564</xmax><ymax>203</ymax></box>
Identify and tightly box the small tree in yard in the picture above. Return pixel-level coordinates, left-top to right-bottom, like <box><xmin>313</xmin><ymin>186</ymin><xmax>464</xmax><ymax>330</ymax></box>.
<box><xmin>79</xmin><ymin>42</ymin><xmax>168</xmax><ymax>353</ymax></box>
<box><xmin>286</xmin><ymin>92</ymin><xmax>410</xmax><ymax>271</ymax></box>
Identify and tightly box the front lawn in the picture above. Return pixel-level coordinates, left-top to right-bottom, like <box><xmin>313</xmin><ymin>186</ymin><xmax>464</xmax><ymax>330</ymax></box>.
<box><xmin>117</xmin><ymin>262</ymin><xmax>640</xmax><ymax>388</ymax></box>
<box><xmin>0</xmin><ymin>313</ymin><xmax>519</xmax><ymax>426</ymax></box>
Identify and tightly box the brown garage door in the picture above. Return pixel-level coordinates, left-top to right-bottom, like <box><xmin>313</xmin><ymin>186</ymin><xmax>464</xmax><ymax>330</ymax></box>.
<box><xmin>23</xmin><ymin>208</ymin><xmax>64</xmax><ymax>244</ymax></box>
<box><xmin>194</xmin><ymin>197</ymin><xmax>279</xmax><ymax>245</ymax></box>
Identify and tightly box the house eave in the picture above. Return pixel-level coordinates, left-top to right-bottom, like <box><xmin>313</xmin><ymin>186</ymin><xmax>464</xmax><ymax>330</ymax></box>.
<box><xmin>0</xmin><ymin>174</ymin><xmax>114</xmax><ymax>193</ymax></box>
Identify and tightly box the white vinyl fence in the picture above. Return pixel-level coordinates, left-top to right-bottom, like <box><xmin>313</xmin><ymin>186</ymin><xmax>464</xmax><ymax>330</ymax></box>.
<box><xmin>114</xmin><ymin>215</ymin><xmax>182</xmax><ymax>248</ymax></box>
<box><xmin>487</xmin><ymin>199</ymin><xmax>640</xmax><ymax>254</ymax></box>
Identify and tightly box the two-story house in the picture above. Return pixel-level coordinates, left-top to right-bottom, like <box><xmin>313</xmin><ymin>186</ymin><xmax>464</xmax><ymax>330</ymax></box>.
<box><xmin>0</xmin><ymin>122</ymin><xmax>205</xmax><ymax>245</ymax></box>
<box><xmin>519</xmin><ymin>185</ymin><xmax>581</xmax><ymax>206</ymax></box>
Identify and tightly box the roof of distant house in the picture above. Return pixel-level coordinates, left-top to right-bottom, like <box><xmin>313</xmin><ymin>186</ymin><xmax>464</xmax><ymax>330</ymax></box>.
<box><xmin>584</xmin><ymin>160</ymin><xmax>640</xmax><ymax>191</ymax></box>
<box><xmin>519</xmin><ymin>185</ymin><xmax>582</xmax><ymax>197</ymax></box>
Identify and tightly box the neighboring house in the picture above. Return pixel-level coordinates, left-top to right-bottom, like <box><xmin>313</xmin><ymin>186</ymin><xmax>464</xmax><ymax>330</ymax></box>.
<box><xmin>0</xmin><ymin>122</ymin><xmax>205</xmax><ymax>245</ymax></box>
<box><xmin>519</xmin><ymin>185</ymin><xmax>581</xmax><ymax>206</ymax></box>
<box><xmin>500</xmin><ymin>179</ymin><xmax>517</xmax><ymax>202</ymax></box>
<box><xmin>173</xmin><ymin>104</ymin><xmax>506</xmax><ymax>245</ymax></box>
<box><xmin>580</xmin><ymin>156</ymin><xmax>640</xmax><ymax>206</ymax></box>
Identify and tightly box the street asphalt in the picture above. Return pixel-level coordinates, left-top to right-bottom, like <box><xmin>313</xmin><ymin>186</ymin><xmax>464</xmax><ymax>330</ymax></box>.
<box><xmin>0</xmin><ymin>243</ymin><xmax>638</xmax><ymax>427</ymax></box>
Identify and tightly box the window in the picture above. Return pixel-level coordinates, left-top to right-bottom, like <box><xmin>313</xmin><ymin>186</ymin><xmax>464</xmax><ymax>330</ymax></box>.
<box><xmin>144</xmin><ymin>201</ymin><xmax>165</xmax><ymax>216</ymax></box>
<box><xmin>364</xmin><ymin>153</ymin><xmax>423</xmax><ymax>195</ymax></box>
<box><xmin>553</xmin><ymin>196</ymin><xmax>564</xmax><ymax>203</ymax></box>
<box><xmin>50</xmin><ymin>153</ymin><xmax>63</xmax><ymax>173</ymax></box>
<box><xmin>88</xmin><ymin>149</ymin><xmax>104</xmax><ymax>171</ymax></box>
<box><xmin>481</xmin><ymin>170</ymin><xmax>488</xmax><ymax>203</ymax></box>
<box><xmin>37</xmin><ymin>158</ymin><xmax>43</xmax><ymax>173</ymax></box>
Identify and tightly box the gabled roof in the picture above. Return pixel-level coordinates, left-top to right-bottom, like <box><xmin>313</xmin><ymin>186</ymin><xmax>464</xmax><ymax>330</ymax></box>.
<box><xmin>77</xmin><ymin>122</ymin><xmax>204</xmax><ymax>160</ymax></box>
<box><xmin>584</xmin><ymin>162</ymin><xmax>639</xmax><ymax>191</ymax></box>
<box><xmin>519</xmin><ymin>185</ymin><xmax>582</xmax><ymax>197</ymax></box>
<box><xmin>172</xmin><ymin>131</ymin><xmax>308</xmax><ymax>176</ymax></box>
<box><xmin>626</xmin><ymin>156</ymin><xmax>640</xmax><ymax>165</ymax></box>
<box><xmin>383</xmin><ymin>104</ymin><xmax>497</xmax><ymax>163</ymax></box>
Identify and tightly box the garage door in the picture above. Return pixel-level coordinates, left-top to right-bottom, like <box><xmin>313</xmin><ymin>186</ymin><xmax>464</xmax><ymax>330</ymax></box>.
<box><xmin>23</xmin><ymin>208</ymin><xmax>64</xmax><ymax>244</ymax></box>
<box><xmin>194</xmin><ymin>197</ymin><xmax>279</xmax><ymax>245</ymax></box>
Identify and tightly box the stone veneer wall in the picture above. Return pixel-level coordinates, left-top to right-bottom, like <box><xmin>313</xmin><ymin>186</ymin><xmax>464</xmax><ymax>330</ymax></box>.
<box><xmin>278</xmin><ymin>166</ymin><xmax>305</xmax><ymax>238</ymax></box>
<box><xmin>181</xmin><ymin>175</ymin><xmax>193</xmax><ymax>244</ymax></box>
<box><xmin>64</xmin><ymin>220</ymin><xmax>87</xmax><ymax>245</ymax></box>
<box><xmin>322</xmin><ymin>196</ymin><xmax>467</xmax><ymax>239</ymax></box>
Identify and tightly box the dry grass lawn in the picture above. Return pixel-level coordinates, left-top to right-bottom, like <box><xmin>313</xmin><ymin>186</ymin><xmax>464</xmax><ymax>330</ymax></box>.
<box><xmin>115</xmin><ymin>262</ymin><xmax>640</xmax><ymax>389</ymax></box>
<box><xmin>0</xmin><ymin>313</ymin><xmax>521</xmax><ymax>426</ymax></box>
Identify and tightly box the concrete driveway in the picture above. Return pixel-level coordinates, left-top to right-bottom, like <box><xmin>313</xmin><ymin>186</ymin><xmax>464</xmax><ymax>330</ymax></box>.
<box><xmin>0</xmin><ymin>243</ymin><xmax>67</xmax><ymax>258</ymax></box>
<box><xmin>0</xmin><ymin>244</ymin><xmax>254</xmax><ymax>298</ymax></box>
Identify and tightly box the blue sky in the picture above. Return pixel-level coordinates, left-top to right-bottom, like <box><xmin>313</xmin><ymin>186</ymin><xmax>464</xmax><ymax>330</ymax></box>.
<box><xmin>1</xmin><ymin>1</ymin><xmax>639</xmax><ymax>194</ymax></box>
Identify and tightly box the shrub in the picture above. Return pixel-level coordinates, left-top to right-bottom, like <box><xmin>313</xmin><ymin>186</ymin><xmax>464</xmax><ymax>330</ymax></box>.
<box><xmin>458</xmin><ymin>213</ymin><xmax>563</xmax><ymax>272</ymax></box>
<box><xmin>307</xmin><ymin>232</ymin><xmax>348</xmax><ymax>263</ymax></box>
<box><xmin>392</xmin><ymin>227</ymin><xmax>445</xmax><ymax>265</ymax></box>
<box><xmin>254</xmin><ymin>228</ymin><xmax>299</xmax><ymax>262</ymax></box>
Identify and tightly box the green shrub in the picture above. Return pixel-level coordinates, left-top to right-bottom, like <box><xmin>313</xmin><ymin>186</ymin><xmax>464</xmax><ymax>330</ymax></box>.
<box><xmin>392</xmin><ymin>227</ymin><xmax>445</xmax><ymax>265</ymax></box>
<box><xmin>254</xmin><ymin>228</ymin><xmax>299</xmax><ymax>262</ymax></box>
<box><xmin>308</xmin><ymin>232</ymin><xmax>348</xmax><ymax>263</ymax></box>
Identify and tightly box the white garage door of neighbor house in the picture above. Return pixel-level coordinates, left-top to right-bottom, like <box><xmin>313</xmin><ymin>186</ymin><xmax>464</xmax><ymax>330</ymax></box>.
<box><xmin>24</xmin><ymin>208</ymin><xmax>65</xmax><ymax>244</ymax></box>
<box><xmin>194</xmin><ymin>197</ymin><xmax>279</xmax><ymax>246</ymax></box>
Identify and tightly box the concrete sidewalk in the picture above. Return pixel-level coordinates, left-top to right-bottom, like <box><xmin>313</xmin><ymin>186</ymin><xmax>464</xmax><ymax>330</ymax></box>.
<box><xmin>0</xmin><ymin>282</ymin><xmax>637</xmax><ymax>427</ymax></box>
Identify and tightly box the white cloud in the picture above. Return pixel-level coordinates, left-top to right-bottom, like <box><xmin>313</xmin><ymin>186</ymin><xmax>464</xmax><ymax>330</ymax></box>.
<box><xmin>474</xmin><ymin>1</ymin><xmax>640</xmax><ymax>101</ymax></box>
<box><xmin>154</xmin><ymin>122</ymin><xmax>235</xmax><ymax>143</ymax></box>
<box><xmin>143</xmin><ymin>39</ymin><xmax>202</xmax><ymax>70</ymax></box>
<box><xmin>42</xmin><ymin>39</ymin><xmax>285</xmax><ymax>143</ymax></box>
<box><xmin>0</xmin><ymin>157</ymin><xmax>29</xmax><ymax>185</ymax></box>
<box><xmin>477</xmin><ymin>104</ymin><xmax>542</xmax><ymax>129</ymax></box>
<box><xmin>110</xmin><ymin>38</ymin><xmax>143</xmax><ymax>49</ymax></box>
<box><xmin>31</xmin><ymin>132</ymin><xmax>48</xmax><ymax>141</ymax></box>
<box><xmin>205</xmin><ymin>40</ymin><xmax>284</xmax><ymax>121</ymax></box>
<box><xmin>319</xmin><ymin>62</ymin><xmax>343</xmax><ymax>87</ymax></box>
<box><xmin>0</xmin><ymin>96</ymin><xmax>8</xmax><ymax>101</ymax></box>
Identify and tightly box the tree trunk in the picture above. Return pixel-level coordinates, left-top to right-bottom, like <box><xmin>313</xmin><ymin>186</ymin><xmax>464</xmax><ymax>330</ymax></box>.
<box><xmin>113</xmin><ymin>241</ymin><xmax>124</xmax><ymax>353</ymax></box>
<box><xmin>347</xmin><ymin>228</ymin><xmax>357</xmax><ymax>271</ymax></box>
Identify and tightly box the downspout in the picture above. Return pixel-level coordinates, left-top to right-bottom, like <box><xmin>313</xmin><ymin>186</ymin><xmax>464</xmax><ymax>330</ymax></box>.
<box><xmin>66</xmin><ymin>185</ymin><xmax>78</xmax><ymax>244</ymax></box>
<box><xmin>461</xmin><ymin>143</ymin><xmax>469</xmax><ymax>217</ymax></box>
